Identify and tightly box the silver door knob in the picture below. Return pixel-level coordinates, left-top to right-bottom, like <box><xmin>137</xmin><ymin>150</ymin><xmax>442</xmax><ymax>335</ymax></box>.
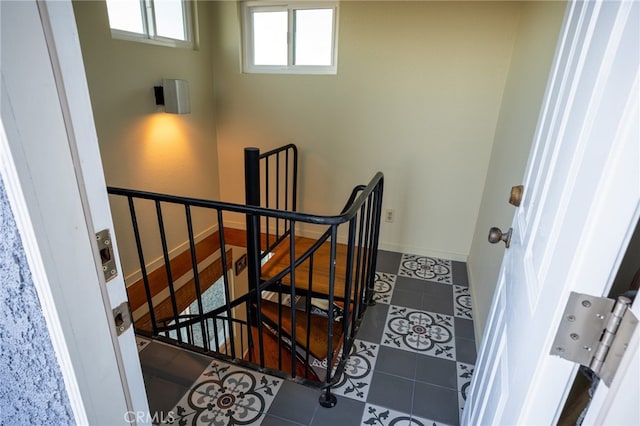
<box><xmin>488</xmin><ymin>227</ymin><xmax>512</xmax><ymax>248</ymax></box>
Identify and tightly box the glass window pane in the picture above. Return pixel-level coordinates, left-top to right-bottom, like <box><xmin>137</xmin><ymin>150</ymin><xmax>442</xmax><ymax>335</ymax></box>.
<box><xmin>252</xmin><ymin>11</ymin><xmax>288</xmax><ymax>66</ymax></box>
<box><xmin>294</xmin><ymin>9</ymin><xmax>333</xmax><ymax>66</ymax></box>
<box><xmin>154</xmin><ymin>0</ymin><xmax>187</xmax><ymax>41</ymax></box>
<box><xmin>106</xmin><ymin>0</ymin><xmax>144</xmax><ymax>34</ymax></box>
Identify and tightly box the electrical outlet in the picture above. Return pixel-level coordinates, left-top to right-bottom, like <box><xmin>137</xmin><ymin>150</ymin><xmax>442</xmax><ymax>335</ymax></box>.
<box><xmin>385</xmin><ymin>209</ymin><xmax>395</xmax><ymax>223</ymax></box>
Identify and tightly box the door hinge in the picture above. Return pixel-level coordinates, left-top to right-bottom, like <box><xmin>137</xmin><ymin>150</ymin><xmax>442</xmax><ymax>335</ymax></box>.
<box><xmin>551</xmin><ymin>291</ymin><xmax>638</xmax><ymax>386</ymax></box>
<box><xmin>112</xmin><ymin>301</ymin><xmax>132</xmax><ymax>336</ymax></box>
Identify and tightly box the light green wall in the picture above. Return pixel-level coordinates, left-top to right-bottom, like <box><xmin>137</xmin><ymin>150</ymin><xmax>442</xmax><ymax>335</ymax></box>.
<box><xmin>72</xmin><ymin>1</ymin><xmax>220</xmax><ymax>277</ymax></box>
<box><xmin>467</xmin><ymin>1</ymin><xmax>567</xmax><ymax>344</ymax></box>
<box><xmin>212</xmin><ymin>1</ymin><xmax>522</xmax><ymax>260</ymax></box>
<box><xmin>73</xmin><ymin>1</ymin><xmax>566</xmax><ymax>318</ymax></box>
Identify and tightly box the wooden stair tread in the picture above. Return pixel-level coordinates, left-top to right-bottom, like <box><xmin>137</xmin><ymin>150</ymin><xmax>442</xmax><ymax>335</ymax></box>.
<box><xmin>260</xmin><ymin>235</ymin><xmax>353</xmax><ymax>298</ymax></box>
<box><xmin>246</xmin><ymin>327</ymin><xmax>319</xmax><ymax>381</ymax></box>
<box><xmin>260</xmin><ymin>300</ymin><xmax>342</xmax><ymax>361</ymax></box>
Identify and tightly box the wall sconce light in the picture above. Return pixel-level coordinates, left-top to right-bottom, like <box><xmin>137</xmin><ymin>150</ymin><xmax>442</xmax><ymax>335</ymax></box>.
<box><xmin>154</xmin><ymin>79</ymin><xmax>190</xmax><ymax>114</ymax></box>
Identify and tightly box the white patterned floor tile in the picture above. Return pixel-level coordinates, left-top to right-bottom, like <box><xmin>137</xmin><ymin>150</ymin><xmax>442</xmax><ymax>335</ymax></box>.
<box><xmin>333</xmin><ymin>340</ymin><xmax>379</xmax><ymax>402</ymax></box>
<box><xmin>373</xmin><ymin>272</ymin><xmax>396</xmax><ymax>304</ymax></box>
<box><xmin>398</xmin><ymin>254</ymin><xmax>453</xmax><ymax>284</ymax></box>
<box><xmin>165</xmin><ymin>359</ymin><xmax>282</xmax><ymax>425</ymax></box>
<box><xmin>453</xmin><ymin>286</ymin><xmax>473</xmax><ymax>320</ymax></box>
<box><xmin>456</xmin><ymin>362</ymin><xmax>474</xmax><ymax>417</ymax></box>
<box><xmin>381</xmin><ymin>305</ymin><xmax>456</xmax><ymax>360</ymax></box>
<box><xmin>361</xmin><ymin>403</ymin><xmax>449</xmax><ymax>426</ymax></box>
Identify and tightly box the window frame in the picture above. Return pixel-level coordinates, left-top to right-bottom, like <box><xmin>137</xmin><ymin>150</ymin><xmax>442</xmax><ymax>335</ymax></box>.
<box><xmin>107</xmin><ymin>0</ymin><xmax>195</xmax><ymax>49</ymax></box>
<box><xmin>242</xmin><ymin>1</ymin><xmax>339</xmax><ymax>75</ymax></box>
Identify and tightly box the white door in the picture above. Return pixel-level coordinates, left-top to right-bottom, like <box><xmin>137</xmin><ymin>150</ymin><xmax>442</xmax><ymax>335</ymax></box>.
<box><xmin>1</xmin><ymin>1</ymin><xmax>148</xmax><ymax>423</ymax></box>
<box><xmin>464</xmin><ymin>1</ymin><xmax>639</xmax><ymax>424</ymax></box>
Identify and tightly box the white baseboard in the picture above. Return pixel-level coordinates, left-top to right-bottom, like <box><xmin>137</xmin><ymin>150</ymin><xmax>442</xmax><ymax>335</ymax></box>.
<box><xmin>377</xmin><ymin>242</ymin><xmax>468</xmax><ymax>263</ymax></box>
<box><xmin>465</xmin><ymin>261</ymin><xmax>483</xmax><ymax>352</ymax></box>
<box><xmin>225</xmin><ymin>220</ymin><xmax>469</xmax><ymax>262</ymax></box>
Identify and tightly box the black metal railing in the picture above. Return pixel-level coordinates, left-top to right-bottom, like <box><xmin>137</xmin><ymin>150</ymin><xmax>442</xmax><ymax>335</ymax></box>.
<box><xmin>249</xmin><ymin>144</ymin><xmax>298</xmax><ymax>258</ymax></box>
<box><xmin>107</xmin><ymin>144</ymin><xmax>383</xmax><ymax>406</ymax></box>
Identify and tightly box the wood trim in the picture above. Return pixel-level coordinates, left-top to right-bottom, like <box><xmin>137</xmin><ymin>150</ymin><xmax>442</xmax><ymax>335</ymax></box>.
<box><xmin>127</xmin><ymin>231</ymin><xmax>222</xmax><ymax>311</ymax></box>
<box><xmin>261</xmin><ymin>235</ymin><xmax>352</xmax><ymax>298</ymax></box>
<box><xmin>135</xmin><ymin>249</ymin><xmax>233</xmax><ymax>332</ymax></box>
<box><xmin>221</xmin><ymin>227</ymin><xmax>270</xmax><ymax>249</ymax></box>
<box><xmin>222</xmin><ymin>227</ymin><xmax>248</xmax><ymax>247</ymax></box>
<box><xmin>127</xmin><ymin>227</ymin><xmax>277</xmax><ymax>322</ymax></box>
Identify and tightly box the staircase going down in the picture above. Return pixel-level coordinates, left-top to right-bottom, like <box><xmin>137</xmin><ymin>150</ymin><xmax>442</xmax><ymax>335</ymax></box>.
<box><xmin>107</xmin><ymin>144</ymin><xmax>384</xmax><ymax>407</ymax></box>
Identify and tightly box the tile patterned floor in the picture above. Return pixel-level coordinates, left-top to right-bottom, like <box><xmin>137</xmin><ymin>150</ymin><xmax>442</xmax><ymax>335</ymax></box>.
<box><xmin>168</xmin><ymin>361</ymin><xmax>282</xmax><ymax>425</ymax></box>
<box><xmin>139</xmin><ymin>250</ymin><xmax>476</xmax><ymax>425</ymax></box>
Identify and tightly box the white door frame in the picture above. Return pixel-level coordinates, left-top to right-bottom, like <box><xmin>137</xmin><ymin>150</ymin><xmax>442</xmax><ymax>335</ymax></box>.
<box><xmin>0</xmin><ymin>0</ymin><xmax>148</xmax><ymax>423</ymax></box>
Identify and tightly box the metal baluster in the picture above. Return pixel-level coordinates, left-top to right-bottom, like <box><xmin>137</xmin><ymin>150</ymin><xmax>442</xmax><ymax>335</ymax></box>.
<box><xmin>289</xmin><ymin>221</ymin><xmax>297</xmax><ymax>379</ymax></box>
<box><xmin>265</xmin><ymin>155</ymin><xmax>270</xmax><ymax>252</ymax></box>
<box><xmin>343</xmin><ymin>218</ymin><xmax>356</xmax><ymax>346</ymax></box>
<box><xmin>319</xmin><ymin>225</ymin><xmax>338</xmax><ymax>408</ymax></box>
<box><xmin>217</xmin><ymin>209</ymin><xmax>236</xmax><ymax>357</ymax></box>
<box><xmin>155</xmin><ymin>200</ymin><xmax>181</xmax><ymax>343</ymax></box>
<box><xmin>185</xmin><ymin>205</ymin><xmax>209</xmax><ymax>352</ymax></box>
<box><xmin>275</xmin><ymin>151</ymin><xmax>280</xmax><ymax>240</ymax></box>
<box><xmin>304</xmin><ymin>255</ymin><xmax>314</xmax><ymax>379</ymax></box>
<box><xmin>127</xmin><ymin>197</ymin><xmax>157</xmax><ymax>335</ymax></box>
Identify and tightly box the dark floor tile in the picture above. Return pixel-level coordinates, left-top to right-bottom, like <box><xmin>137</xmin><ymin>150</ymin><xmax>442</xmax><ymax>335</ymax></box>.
<box><xmin>391</xmin><ymin>288</ymin><xmax>424</xmax><ymax>310</ymax></box>
<box><xmin>393</xmin><ymin>278</ymin><xmax>454</xmax><ymax>316</ymax></box>
<box><xmin>139</xmin><ymin>342</ymin><xmax>180</xmax><ymax>370</ymax></box>
<box><xmin>310</xmin><ymin>395</ymin><xmax>365</xmax><ymax>426</ymax></box>
<box><xmin>420</xmin><ymin>283</ymin><xmax>454</xmax><ymax>316</ymax></box>
<box><xmin>169</xmin><ymin>350</ymin><xmax>213</xmax><ymax>382</ymax></box>
<box><xmin>415</xmin><ymin>354</ymin><xmax>457</xmax><ymax>390</ymax></box>
<box><xmin>143</xmin><ymin>344</ymin><xmax>211</xmax><ymax>387</ymax></box>
<box><xmin>413</xmin><ymin>381</ymin><xmax>459</xmax><ymax>425</ymax></box>
<box><xmin>367</xmin><ymin>372</ymin><xmax>414</xmax><ymax>414</ymax></box>
<box><xmin>454</xmin><ymin>318</ymin><xmax>476</xmax><ymax>341</ymax></box>
<box><xmin>357</xmin><ymin>303</ymin><xmax>389</xmax><ymax>344</ymax></box>
<box><xmin>395</xmin><ymin>276</ymin><xmax>430</xmax><ymax>294</ymax></box>
<box><xmin>451</xmin><ymin>261</ymin><xmax>469</xmax><ymax>287</ymax></box>
<box><xmin>261</xmin><ymin>414</ymin><xmax>305</xmax><ymax>425</ymax></box>
<box><xmin>455</xmin><ymin>337</ymin><xmax>477</xmax><ymax>365</ymax></box>
<box><xmin>144</xmin><ymin>376</ymin><xmax>189</xmax><ymax>419</ymax></box>
<box><xmin>267</xmin><ymin>380</ymin><xmax>320</xmax><ymax>424</ymax></box>
<box><xmin>376</xmin><ymin>250</ymin><xmax>402</xmax><ymax>274</ymax></box>
<box><xmin>375</xmin><ymin>346</ymin><xmax>417</xmax><ymax>380</ymax></box>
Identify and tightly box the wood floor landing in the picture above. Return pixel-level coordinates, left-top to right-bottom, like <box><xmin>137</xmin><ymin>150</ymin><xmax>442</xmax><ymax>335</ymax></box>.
<box><xmin>260</xmin><ymin>235</ymin><xmax>357</xmax><ymax>299</ymax></box>
<box><xmin>260</xmin><ymin>300</ymin><xmax>343</xmax><ymax>361</ymax></box>
<box><xmin>245</xmin><ymin>326</ymin><xmax>319</xmax><ymax>381</ymax></box>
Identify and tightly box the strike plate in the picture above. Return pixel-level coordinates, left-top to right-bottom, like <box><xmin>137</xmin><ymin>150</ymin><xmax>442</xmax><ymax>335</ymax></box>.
<box><xmin>112</xmin><ymin>301</ymin><xmax>132</xmax><ymax>336</ymax></box>
<box><xmin>96</xmin><ymin>229</ymin><xmax>117</xmax><ymax>282</ymax></box>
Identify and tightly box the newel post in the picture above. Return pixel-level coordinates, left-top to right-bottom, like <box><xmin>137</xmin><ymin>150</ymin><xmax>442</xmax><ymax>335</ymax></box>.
<box><xmin>244</xmin><ymin>148</ymin><xmax>261</xmax><ymax>325</ymax></box>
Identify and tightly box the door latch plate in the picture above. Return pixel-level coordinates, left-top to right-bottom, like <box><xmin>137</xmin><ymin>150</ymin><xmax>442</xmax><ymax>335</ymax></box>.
<box><xmin>112</xmin><ymin>301</ymin><xmax>132</xmax><ymax>336</ymax></box>
<box><xmin>96</xmin><ymin>229</ymin><xmax>117</xmax><ymax>282</ymax></box>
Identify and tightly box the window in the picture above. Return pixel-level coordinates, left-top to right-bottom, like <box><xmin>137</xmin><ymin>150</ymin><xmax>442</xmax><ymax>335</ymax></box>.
<box><xmin>242</xmin><ymin>1</ymin><xmax>338</xmax><ymax>74</ymax></box>
<box><xmin>105</xmin><ymin>0</ymin><xmax>193</xmax><ymax>47</ymax></box>
<box><xmin>167</xmin><ymin>275</ymin><xmax>230</xmax><ymax>350</ymax></box>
